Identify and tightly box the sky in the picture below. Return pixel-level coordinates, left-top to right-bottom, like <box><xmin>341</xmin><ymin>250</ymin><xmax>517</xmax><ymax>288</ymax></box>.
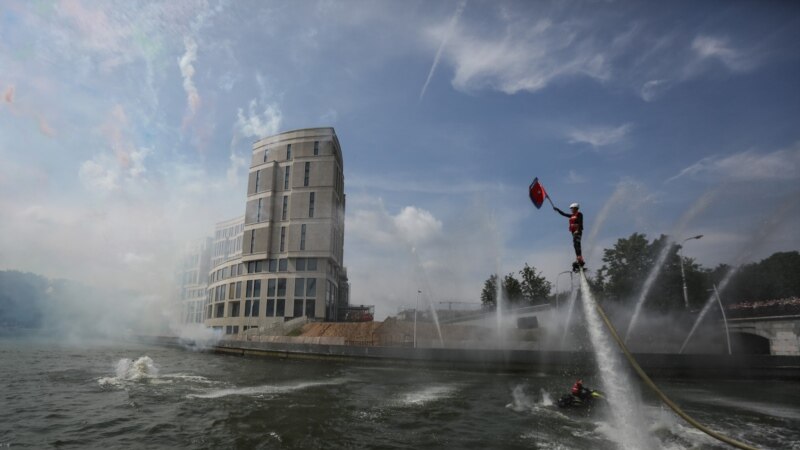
<box><xmin>1</xmin><ymin>0</ymin><xmax>798</xmax><ymax>319</ymax></box>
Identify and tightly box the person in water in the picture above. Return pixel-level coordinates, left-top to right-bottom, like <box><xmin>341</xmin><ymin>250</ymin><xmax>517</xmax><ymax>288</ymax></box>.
<box><xmin>553</xmin><ymin>202</ymin><xmax>584</xmax><ymax>268</ymax></box>
<box><xmin>571</xmin><ymin>379</ymin><xmax>593</xmax><ymax>400</ymax></box>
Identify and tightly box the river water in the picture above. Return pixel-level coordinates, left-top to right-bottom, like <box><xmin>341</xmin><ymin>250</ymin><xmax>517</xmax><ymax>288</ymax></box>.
<box><xmin>1</xmin><ymin>337</ymin><xmax>799</xmax><ymax>449</ymax></box>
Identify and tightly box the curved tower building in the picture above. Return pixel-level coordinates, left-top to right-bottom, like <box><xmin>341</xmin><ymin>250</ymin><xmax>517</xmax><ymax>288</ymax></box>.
<box><xmin>204</xmin><ymin>128</ymin><xmax>347</xmax><ymax>334</ymax></box>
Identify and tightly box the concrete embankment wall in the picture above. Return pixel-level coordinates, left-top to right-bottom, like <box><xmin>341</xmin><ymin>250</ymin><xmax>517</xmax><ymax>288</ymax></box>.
<box><xmin>137</xmin><ymin>335</ymin><xmax>800</xmax><ymax>379</ymax></box>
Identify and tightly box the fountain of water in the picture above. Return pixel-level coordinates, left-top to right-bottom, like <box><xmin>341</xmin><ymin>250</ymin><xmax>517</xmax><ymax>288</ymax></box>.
<box><xmin>624</xmin><ymin>190</ymin><xmax>719</xmax><ymax>341</ymax></box>
<box><xmin>409</xmin><ymin>247</ymin><xmax>444</xmax><ymax>347</ymax></box>
<box><xmin>679</xmin><ymin>265</ymin><xmax>737</xmax><ymax>354</ymax></box>
<box><xmin>578</xmin><ymin>272</ymin><xmax>652</xmax><ymax>449</ymax></box>
<box><xmin>559</xmin><ymin>278</ymin><xmax>580</xmax><ymax>349</ymax></box>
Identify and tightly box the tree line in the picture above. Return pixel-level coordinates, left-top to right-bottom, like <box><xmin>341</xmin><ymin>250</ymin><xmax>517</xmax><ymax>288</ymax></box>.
<box><xmin>480</xmin><ymin>233</ymin><xmax>800</xmax><ymax>311</ymax></box>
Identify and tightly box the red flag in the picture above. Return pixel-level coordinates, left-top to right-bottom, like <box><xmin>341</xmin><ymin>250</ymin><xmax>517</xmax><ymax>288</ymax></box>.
<box><xmin>529</xmin><ymin>177</ymin><xmax>547</xmax><ymax>209</ymax></box>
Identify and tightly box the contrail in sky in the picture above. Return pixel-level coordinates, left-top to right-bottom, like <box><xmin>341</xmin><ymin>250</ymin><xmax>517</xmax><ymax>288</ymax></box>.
<box><xmin>419</xmin><ymin>1</ymin><xmax>466</xmax><ymax>102</ymax></box>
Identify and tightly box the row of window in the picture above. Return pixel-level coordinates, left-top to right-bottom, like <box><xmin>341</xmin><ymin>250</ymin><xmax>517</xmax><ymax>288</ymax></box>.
<box><xmin>211</xmin><ymin>277</ymin><xmax>318</xmax><ymax>302</ymax></box>
<box><xmin>210</xmin><ymin>298</ymin><xmax>316</xmax><ymax>320</ymax></box>
<box><xmin>209</xmin><ymin>257</ymin><xmax>320</xmax><ymax>284</ymax></box>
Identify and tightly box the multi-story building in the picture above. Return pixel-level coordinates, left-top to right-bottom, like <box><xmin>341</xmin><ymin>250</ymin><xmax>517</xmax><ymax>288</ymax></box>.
<box><xmin>204</xmin><ymin>127</ymin><xmax>349</xmax><ymax>334</ymax></box>
<box><xmin>176</xmin><ymin>237</ymin><xmax>212</xmax><ymax>323</ymax></box>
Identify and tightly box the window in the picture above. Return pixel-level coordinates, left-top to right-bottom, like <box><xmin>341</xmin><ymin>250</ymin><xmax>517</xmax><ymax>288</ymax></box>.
<box><xmin>307</xmin><ymin>258</ymin><xmax>317</xmax><ymax>271</ymax></box>
<box><xmin>248</xmin><ymin>261</ymin><xmax>255</xmax><ymax>274</ymax></box>
<box><xmin>253</xmin><ymin>279</ymin><xmax>261</xmax><ymax>298</ymax></box>
<box><xmin>246</xmin><ymin>280</ymin><xmax>253</xmax><ymax>297</ymax></box>
<box><xmin>307</xmin><ymin>278</ymin><xmax>317</xmax><ymax>297</ymax></box>
<box><xmin>282</xmin><ymin>196</ymin><xmax>288</xmax><ymax>220</ymax></box>
<box><xmin>284</xmin><ymin>166</ymin><xmax>290</xmax><ymax>190</ymax></box>
<box><xmin>228</xmin><ymin>283</ymin><xmax>235</xmax><ymax>299</ymax></box>
<box><xmin>304</xmin><ymin>162</ymin><xmax>310</xmax><ymax>186</ymax></box>
<box><xmin>268</xmin><ymin>259</ymin><xmax>277</xmax><ymax>272</ymax></box>
<box><xmin>313</xmin><ymin>141</ymin><xmax>319</xmax><ymax>155</ymax></box>
<box><xmin>293</xmin><ymin>299</ymin><xmax>303</xmax><ymax>317</ymax></box>
<box><xmin>226</xmin><ymin>325</ymin><xmax>232</xmax><ymax>334</ymax></box>
<box><xmin>287</xmin><ymin>143</ymin><xmax>292</xmax><ymax>160</ymax></box>
<box><xmin>263</xmin><ymin>148</ymin><xmax>269</xmax><ymax>162</ymax></box>
<box><xmin>255</xmin><ymin>260</ymin><xmax>263</xmax><ymax>273</ymax></box>
<box><xmin>266</xmin><ymin>299</ymin><xmax>275</xmax><ymax>316</ymax></box>
<box><xmin>231</xmin><ymin>301</ymin><xmax>240</xmax><ymax>317</ymax></box>
<box><xmin>300</xmin><ymin>224</ymin><xmax>306</xmax><ymax>250</ymax></box>
<box><xmin>235</xmin><ymin>281</ymin><xmax>242</xmax><ymax>298</ymax></box>
<box><xmin>280</xmin><ymin>226</ymin><xmax>286</xmax><ymax>252</ymax></box>
<box><xmin>257</xmin><ymin>198</ymin><xmax>263</xmax><ymax>222</ymax></box>
<box><xmin>295</xmin><ymin>278</ymin><xmax>305</xmax><ymax>296</ymax></box>
<box><xmin>279</xmin><ymin>258</ymin><xmax>288</xmax><ymax>272</ymax></box>
<box><xmin>254</xmin><ymin>170</ymin><xmax>260</xmax><ymax>193</ymax></box>
<box><xmin>305</xmin><ymin>300</ymin><xmax>315</xmax><ymax>318</ymax></box>
<box><xmin>232</xmin><ymin>326</ymin><xmax>239</xmax><ymax>334</ymax></box>
<box><xmin>276</xmin><ymin>299</ymin><xmax>285</xmax><ymax>317</ymax></box>
<box><xmin>249</xmin><ymin>231</ymin><xmax>255</xmax><ymax>253</ymax></box>
<box><xmin>267</xmin><ymin>279</ymin><xmax>276</xmax><ymax>296</ymax></box>
<box><xmin>277</xmin><ymin>278</ymin><xmax>286</xmax><ymax>296</ymax></box>
<box><xmin>216</xmin><ymin>303</ymin><xmax>224</xmax><ymax>318</ymax></box>
<box><xmin>296</xmin><ymin>258</ymin><xmax>306</xmax><ymax>271</ymax></box>
<box><xmin>309</xmin><ymin>192</ymin><xmax>315</xmax><ymax>218</ymax></box>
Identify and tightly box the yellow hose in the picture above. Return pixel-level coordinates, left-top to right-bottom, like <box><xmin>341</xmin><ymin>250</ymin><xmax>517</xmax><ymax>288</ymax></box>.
<box><xmin>580</xmin><ymin>271</ymin><xmax>760</xmax><ymax>450</ymax></box>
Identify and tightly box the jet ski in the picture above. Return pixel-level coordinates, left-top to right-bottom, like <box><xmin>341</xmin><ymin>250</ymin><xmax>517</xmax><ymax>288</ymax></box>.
<box><xmin>556</xmin><ymin>390</ymin><xmax>604</xmax><ymax>408</ymax></box>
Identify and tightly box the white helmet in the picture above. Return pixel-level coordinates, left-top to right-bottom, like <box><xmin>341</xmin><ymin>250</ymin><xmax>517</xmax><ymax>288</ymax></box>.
<box><xmin>569</xmin><ymin>203</ymin><xmax>580</xmax><ymax>209</ymax></box>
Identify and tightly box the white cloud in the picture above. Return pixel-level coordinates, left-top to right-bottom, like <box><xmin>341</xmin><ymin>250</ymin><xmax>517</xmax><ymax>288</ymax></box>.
<box><xmin>691</xmin><ymin>35</ymin><xmax>754</xmax><ymax>73</ymax></box>
<box><xmin>567</xmin><ymin>170</ymin><xmax>587</xmax><ymax>184</ymax></box>
<box><xmin>79</xmin><ymin>158</ymin><xmax>119</xmax><ymax>192</ymax></box>
<box><xmin>394</xmin><ymin>206</ymin><xmax>443</xmax><ymax>244</ymax></box>
<box><xmin>235</xmin><ymin>99</ymin><xmax>282</xmax><ymax>139</ymax></box>
<box><xmin>432</xmin><ymin>15</ymin><xmax>611</xmax><ymax>95</ymax></box>
<box><xmin>567</xmin><ymin>123</ymin><xmax>633</xmax><ymax>148</ymax></box>
<box><xmin>668</xmin><ymin>144</ymin><xmax>800</xmax><ymax>182</ymax></box>
<box><xmin>640</xmin><ymin>79</ymin><xmax>669</xmax><ymax>102</ymax></box>
<box><xmin>179</xmin><ymin>37</ymin><xmax>200</xmax><ymax>126</ymax></box>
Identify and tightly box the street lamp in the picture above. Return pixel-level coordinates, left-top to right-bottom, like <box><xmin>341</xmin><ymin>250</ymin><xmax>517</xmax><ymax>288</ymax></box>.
<box><xmin>414</xmin><ymin>290</ymin><xmax>421</xmax><ymax>348</ymax></box>
<box><xmin>679</xmin><ymin>235</ymin><xmax>703</xmax><ymax>309</ymax></box>
<box><xmin>555</xmin><ymin>270</ymin><xmax>573</xmax><ymax>310</ymax></box>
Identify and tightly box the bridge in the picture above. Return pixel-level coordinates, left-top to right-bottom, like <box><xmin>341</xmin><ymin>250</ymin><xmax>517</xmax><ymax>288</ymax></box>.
<box><xmin>727</xmin><ymin>315</ymin><xmax>800</xmax><ymax>356</ymax></box>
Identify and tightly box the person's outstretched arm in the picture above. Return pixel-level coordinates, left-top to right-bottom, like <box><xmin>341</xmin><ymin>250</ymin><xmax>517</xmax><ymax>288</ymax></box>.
<box><xmin>553</xmin><ymin>206</ymin><xmax>570</xmax><ymax>218</ymax></box>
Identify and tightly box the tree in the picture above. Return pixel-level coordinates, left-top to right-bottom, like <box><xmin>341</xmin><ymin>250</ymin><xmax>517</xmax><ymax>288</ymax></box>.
<box><xmin>503</xmin><ymin>273</ymin><xmax>523</xmax><ymax>305</ymax></box>
<box><xmin>480</xmin><ymin>274</ymin><xmax>498</xmax><ymax>310</ymax></box>
<box><xmin>519</xmin><ymin>264</ymin><xmax>552</xmax><ymax>305</ymax></box>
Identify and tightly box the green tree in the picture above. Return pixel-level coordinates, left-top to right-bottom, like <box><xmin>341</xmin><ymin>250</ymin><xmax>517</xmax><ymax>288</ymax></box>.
<box><xmin>480</xmin><ymin>274</ymin><xmax>498</xmax><ymax>310</ymax></box>
<box><xmin>503</xmin><ymin>273</ymin><xmax>524</xmax><ymax>305</ymax></box>
<box><xmin>721</xmin><ymin>251</ymin><xmax>800</xmax><ymax>304</ymax></box>
<box><xmin>519</xmin><ymin>264</ymin><xmax>552</xmax><ymax>305</ymax></box>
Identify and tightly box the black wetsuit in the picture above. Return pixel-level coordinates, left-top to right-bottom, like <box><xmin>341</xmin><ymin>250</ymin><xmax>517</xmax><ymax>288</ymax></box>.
<box><xmin>554</xmin><ymin>207</ymin><xmax>583</xmax><ymax>259</ymax></box>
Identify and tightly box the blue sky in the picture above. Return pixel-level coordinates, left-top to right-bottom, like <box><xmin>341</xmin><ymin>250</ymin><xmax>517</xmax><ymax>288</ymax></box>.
<box><xmin>1</xmin><ymin>1</ymin><xmax>798</xmax><ymax>318</ymax></box>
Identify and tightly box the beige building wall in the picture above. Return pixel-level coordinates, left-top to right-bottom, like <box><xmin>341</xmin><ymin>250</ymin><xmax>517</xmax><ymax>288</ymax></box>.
<box><xmin>204</xmin><ymin>127</ymin><xmax>347</xmax><ymax>335</ymax></box>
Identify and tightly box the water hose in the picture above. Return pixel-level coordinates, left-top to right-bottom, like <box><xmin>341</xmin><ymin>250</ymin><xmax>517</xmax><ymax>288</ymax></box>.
<box><xmin>580</xmin><ymin>271</ymin><xmax>759</xmax><ymax>450</ymax></box>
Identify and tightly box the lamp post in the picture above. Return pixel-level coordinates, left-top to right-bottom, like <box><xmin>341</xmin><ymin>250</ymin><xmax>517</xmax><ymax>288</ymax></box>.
<box><xmin>555</xmin><ymin>270</ymin><xmax>572</xmax><ymax>310</ymax></box>
<box><xmin>679</xmin><ymin>235</ymin><xmax>703</xmax><ymax>309</ymax></box>
<box><xmin>710</xmin><ymin>284</ymin><xmax>732</xmax><ymax>355</ymax></box>
<box><xmin>414</xmin><ymin>290</ymin><xmax>421</xmax><ymax>348</ymax></box>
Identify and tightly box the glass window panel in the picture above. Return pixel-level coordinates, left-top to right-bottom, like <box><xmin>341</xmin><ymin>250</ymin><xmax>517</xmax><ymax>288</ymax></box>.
<box><xmin>277</xmin><ymin>278</ymin><xmax>286</xmax><ymax>297</ymax></box>
<box><xmin>276</xmin><ymin>299</ymin><xmax>285</xmax><ymax>317</ymax></box>
<box><xmin>279</xmin><ymin>258</ymin><xmax>288</xmax><ymax>272</ymax></box>
<box><xmin>307</xmin><ymin>278</ymin><xmax>316</xmax><ymax>297</ymax></box>
<box><xmin>253</xmin><ymin>279</ymin><xmax>261</xmax><ymax>298</ymax></box>
<box><xmin>296</xmin><ymin>258</ymin><xmax>306</xmax><ymax>271</ymax></box>
<box><xmin>268</xmin><ymin>259</ymin><xmax>277</xmax><ymax>272</ymax></box>
<box><xmin>293</xmin><ymin>299</ymin><xmax>303</xmax><ymax>317</ymax></box>
<box><xmin>295</xmin><ymin>278</ymin><xmax>305</xmax><ymax>297</ymax></box>
<box><xmin>251</xmin><ymin>300</ymin><xmax>260</xmax><ymax>317</ymax></box>
<box><xmin>305</xmin><ymin>300</ymin><xmax>315</xmax><ymax>318</ymax></box>
<box><xmin>266</xmin><ymin>299</ymin><xmax>275</xmax><ymax>316</ymax></box>
<box><xmin>267</xmin><ymin>278</ymin><xmax>276</xmax><ymax>297</ymax></box>
<box><xmin>307</xmin><ymin>258</ymin><xmax>317</xmax><ymax>271</ymax></box>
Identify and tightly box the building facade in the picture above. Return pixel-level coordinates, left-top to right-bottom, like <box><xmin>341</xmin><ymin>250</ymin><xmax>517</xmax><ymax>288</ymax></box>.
<box><xmin>177</xmin><ymin>237</ymin><xmax>212</xmax><ymax>324</ymax></box>
<box><xmin>204</xmin><ymin>128</ymin><xmax>349</xmax><ymax>334</ymax></box>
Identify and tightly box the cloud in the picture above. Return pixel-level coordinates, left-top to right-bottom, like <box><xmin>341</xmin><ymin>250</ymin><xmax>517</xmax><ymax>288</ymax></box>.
<box><xmin>79</xmin><ymin>158</ymin><xmax>119</xmax><ymax>192</ymax></box>
<box><xmin>419</xmin><ymin>0</ymin><xmax>466</xmax><ymax>101</ymax></box>
<box><xmin>668</xmin><ymin>144</ymin><xmax>800</xmax><ymax>183</ymax></box>
<box><xmin>691</xmin><ymin>35</ymin><xmax>755</xmax><ymax>73</ymax></box>
<box><xmin>179</xmin><ymin>36</ymin><xmax>201</xmax><ymax>126</ymax></box>
<box><xmin>567</xmin><ymin>123</ymin><xmax>633</xmax><ymax>148</ymax></box>
<box><xmin>567</xmin><ymin>170</ymin><xmax>587</xmax><ymax>184</ymax></box>
<box><xmin>435</xmin><ymin>16</ymin><xmax>611</xmax><ymax>94</ymax></box>
<box><xmin>639</xmin><ymin>79</ymin><xmax>669</xmax><ymax>102</ymax></box>
<box><xmin>348</xmin><ymin>202</ymin><xmax>442</xmax><ymax>248</ymax></box>
<box><xmin>235</xmin><ymin>99</ymin><xmax>282</xmax><ymax>139</ymax></box>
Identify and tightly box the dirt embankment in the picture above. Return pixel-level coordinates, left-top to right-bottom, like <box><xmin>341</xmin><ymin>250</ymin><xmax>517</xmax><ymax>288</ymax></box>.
<box><xmin>299</xmin><ymin>318</ymin><xmax>495</xmax><ymax>345</ymax></box>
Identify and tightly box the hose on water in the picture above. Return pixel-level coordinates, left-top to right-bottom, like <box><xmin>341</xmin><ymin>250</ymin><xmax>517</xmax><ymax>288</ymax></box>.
<box><xmin>578</xmin><ymin>271</ymin><xmax>759</xmax><ymax>450</ymax></box>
